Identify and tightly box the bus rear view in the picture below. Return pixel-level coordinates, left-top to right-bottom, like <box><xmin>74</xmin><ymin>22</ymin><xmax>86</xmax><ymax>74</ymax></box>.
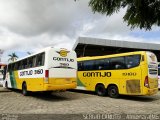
<box><xmin>3</xmin><ymin>47</ymin><xmax>77</xmax><ymax>96</ymax></box>
<box><xmin>143</xmin><ymin>51</ymin><xmax>158</xmax><ymax>95</ymax></box>
<box><xmin>44</xmin><ymin>48</ymin><xmax>77</xmax><ymax>91</ymax></box>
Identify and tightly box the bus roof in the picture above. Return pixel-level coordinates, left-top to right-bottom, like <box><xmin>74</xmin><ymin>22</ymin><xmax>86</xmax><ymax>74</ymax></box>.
<box><xmin>8</xmin><ymin>47</ymin><xmax>69</xmax><ymax>64</ymax></box>
<box><xmin>77</xmin><ymin>51</ymin><xmax>148</xmax><ymax>61</ymax></box>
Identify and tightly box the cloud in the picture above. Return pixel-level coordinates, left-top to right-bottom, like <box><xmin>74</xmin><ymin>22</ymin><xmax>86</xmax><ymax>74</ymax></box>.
<box><xmin>0</xmin><ymin>0</ymin><xmax>97</xmax><ymax>37</ymax></box>
<box><xmin>0</xmin><ymin>0</ymin><xmax>159</xmax><ymax>63</ymax></box>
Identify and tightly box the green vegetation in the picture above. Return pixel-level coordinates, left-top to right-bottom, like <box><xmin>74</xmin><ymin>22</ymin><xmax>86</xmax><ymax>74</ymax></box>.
<box><xmin>8</xmin><ymin>53</ymin><xmax>18</xmax><ymax>62</ymax></box>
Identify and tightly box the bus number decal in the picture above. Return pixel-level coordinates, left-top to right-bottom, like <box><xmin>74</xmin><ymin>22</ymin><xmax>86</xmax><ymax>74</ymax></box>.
<box><xmin>122</xmin><ymin>72</ymin><xmax>137</xmax><ymax>76</ymax></box>
<box><xmin>34</xmin><ymin>69</ymin><xmax>43</xmax><ymax>75</ymax></box>
<box><xmin>83</xmin><ymin>72</ymin><xmax>111</xmax><ymax>77</ymax></box>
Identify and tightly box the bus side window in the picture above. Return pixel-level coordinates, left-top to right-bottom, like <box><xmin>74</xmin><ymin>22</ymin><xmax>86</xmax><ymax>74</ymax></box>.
<box><xmin>27</xmin><ymin>57</ymin><xmax>33</xmax><ymax>68</ymax></box>
<box><xmin>126</xmin><ymin>55</ymin><xmax>141</xmax><ymax>68</ymax></box>
<box><xmin>32</xmin><ymin>56</ymin><xmax>36</xmax><ymax>67</ymax></box>
<box><xmin>110</xmin><ymin>57</ymin><xmax>126</xmax><ymax>70</ymax></box>
<box><xmin>18</xmin><ymin>61</ymin><xmax>22</xmax><ymax>70</ymax></box>
<box><xmin>95</xmin><ymin>59</ymin><xmax>105</xmax><ymax>70</ymax></box>
<box><xmin>36</xmin><ymin>52</ymin><xmax>45</xmax><ymax>67</ymax></box>
<box><xmin>78</xmin><ymin>62</ymin><xmax>83</xmax><ymax>71</ymax></box>
<box><xmin>22</xmin><ymin>59</ymin><xmax>27</xmax><ymax>69</ymax></box>
<box><xmin>41</xmin><ymin>53</ymin><xmax>45</xmax><ymax>66</ymax></box>
<box><xmin>83</xmin><ymin>60</ymin><xmax>94</xmax><ymax>71</ymax></box>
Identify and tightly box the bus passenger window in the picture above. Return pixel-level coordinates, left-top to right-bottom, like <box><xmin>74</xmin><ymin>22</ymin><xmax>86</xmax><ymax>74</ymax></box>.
<box><xmin>27</xmin><ymin>57</ymin><xmax>33</xmax><ymax>68</ymax></box>
<box><xmin>94</xmin><ymin>59</ymin><xmax>107</xmax><ymax>70</ymax></box>
<box><xmin>78</xmin><ymin>62</ymin><xmax>83</xmax><ymax>71</ymax></box>
<box><xmin>110</xmin><ymin>57</ymin><xmax>126</xmax><ymax>70</ymax></box>
<box><xmin>83</xmin><ymin>60</ymin><xmax>94</xmax><ymax>71</ymax></box>
<box><xmin>18</xmin><ymin>61</ymin><xmax>22</xmax><ymax>70</ymax></box>
<box><xmin>36</xmin><ymin>52</ymin><xmax>45</xmax><ymax>67</ymax></box>
<box><xmin>32</xmin><ymin>56</ymin><xmax>36</xmax><ymax>67</ymax></box>
<box><xmin>23</xmin><ymin>59</ymin><xmax>28</xmax><ymax>69</ymax></box>
<box><xmin>95</xmin><ymin>59</ymin><xmax>110</xmax><ymax>70</ymax></box>
<box><xmin>126</xmin><ymin>55</ymin><xmax>141</xmax><ymax>68</ymax></box>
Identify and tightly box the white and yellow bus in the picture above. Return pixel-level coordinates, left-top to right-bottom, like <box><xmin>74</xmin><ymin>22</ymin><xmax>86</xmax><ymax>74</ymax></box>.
<box><xmin>3</xmin><ymin>47</ymin><xmax>77</xmax><ymax>95</ymax></box>
<box><xmin>77</xmin><ymin>51</ymin><xmax>158</xmax><ymax>98</ymax></box>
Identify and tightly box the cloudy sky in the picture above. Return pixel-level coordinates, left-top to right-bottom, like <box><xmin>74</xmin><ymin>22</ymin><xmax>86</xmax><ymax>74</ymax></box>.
<box><xmin>0</xmin><ymin>0</ymin><xmax>160</xmax><ymax>63</ymax></box>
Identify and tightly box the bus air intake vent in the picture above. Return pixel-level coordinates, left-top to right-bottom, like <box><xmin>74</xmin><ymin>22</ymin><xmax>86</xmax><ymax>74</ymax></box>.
<box><xmin>126</xmin><ymin>80</ymin><xmax>141</xmax><ymax>94</ymax></box>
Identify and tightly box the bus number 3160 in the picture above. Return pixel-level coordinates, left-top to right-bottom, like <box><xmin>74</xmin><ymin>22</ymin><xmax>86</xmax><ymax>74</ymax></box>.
<box><xmin>34</xmin><ymin>69</ymin><xmax>43</xmax><ymax>74</ymax></box>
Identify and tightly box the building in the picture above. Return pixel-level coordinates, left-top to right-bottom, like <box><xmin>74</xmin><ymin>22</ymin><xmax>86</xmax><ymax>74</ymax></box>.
<box><xmin>73</xmin><ymin>37</ymin><xmax>160</xmax><ymax>61</ymax></box>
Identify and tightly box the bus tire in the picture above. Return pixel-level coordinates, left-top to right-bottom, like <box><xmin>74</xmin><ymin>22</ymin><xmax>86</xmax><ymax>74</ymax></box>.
<box><xmin>22</xmin><ymin>82</ymin><xmax>28</xmax><ymax>96</ymax></box>
<box><xmin>107</xmin><ymin>85</ymin><xmax>119</xmax><ymax>98</ymax></box>
<box><xmin>95</xmin><ymin>84</ymin><xmax>106</xmax><ymax>96</ymax></box>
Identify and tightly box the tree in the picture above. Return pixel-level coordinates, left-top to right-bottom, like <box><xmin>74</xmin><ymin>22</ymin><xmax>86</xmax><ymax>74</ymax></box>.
<box><xmin>88</xmin><ymin>0</ymin><xmax>160</xmax><ymax>30</ymax></box>
<box><xmin>8</xmin><ymin>53</ymin><xmax>18</xmax><ymax>62</ymax></box>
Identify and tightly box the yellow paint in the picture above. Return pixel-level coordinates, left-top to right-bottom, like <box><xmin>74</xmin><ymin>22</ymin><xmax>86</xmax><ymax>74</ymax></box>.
<box><xmin>77</xmin><ymin>51</ymin><xmax>158</xmax><ymax>96</ymax></box>
<box><xmin>13</xmin><ymin>71</ymin><xmax>76</xmax><ymax>91</ymax></box>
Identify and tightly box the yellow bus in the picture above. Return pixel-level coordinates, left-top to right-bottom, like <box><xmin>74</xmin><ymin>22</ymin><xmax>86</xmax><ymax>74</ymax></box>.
<box><xmin>3</xmin><ymin>47</ymin><xmax>77</xmax><ymax>95</ymax></box>
<box><xmin>77</xmin><ymin>51</ymin><xmax>158</xmax><ymax>98</ymax></box>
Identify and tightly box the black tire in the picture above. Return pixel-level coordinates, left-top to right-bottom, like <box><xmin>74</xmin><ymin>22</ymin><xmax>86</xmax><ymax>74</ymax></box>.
<box><xmin>22</xmin><ymin>82</ymin><xmax>28</xmax><ymax>96</ymax></box>
<box><xmin>108</xmin><ymin>85</ymin><xmax>119</xmax><ymax>98</ymax></box>
<box><xmin>95</xmin><ymin>84</ymin><xmax>106</xmax><ymax>96</ymax></box>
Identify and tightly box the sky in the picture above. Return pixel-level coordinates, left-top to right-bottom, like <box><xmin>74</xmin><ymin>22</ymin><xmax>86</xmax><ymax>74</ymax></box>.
<box><xmin>0</xmin><ymin>0</ymin><xmax>160</xmax><ymax>63</ymax></box>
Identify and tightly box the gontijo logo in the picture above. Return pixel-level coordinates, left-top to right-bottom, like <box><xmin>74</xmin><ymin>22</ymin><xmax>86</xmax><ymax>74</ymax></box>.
<box><xmin>56</xmin><ymin>50</ymin><xmax>69</xmax><ymax>57</ymax></box>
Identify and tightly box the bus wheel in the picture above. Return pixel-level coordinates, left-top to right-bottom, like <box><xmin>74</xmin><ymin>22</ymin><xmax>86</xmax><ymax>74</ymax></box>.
<box><xmin>95</xmin><ymin>84</ymin><xmax>106</xmax><ymax>96</ymax></box>
<box><xmin>108</xmin><ymin>85</ymin><xmax>119</xmax><ymax>98</ymax></box>
<box><xmin>22</xmin><ymin>82</ymin><xmax>28</xmax><ymax>96</ymax></box>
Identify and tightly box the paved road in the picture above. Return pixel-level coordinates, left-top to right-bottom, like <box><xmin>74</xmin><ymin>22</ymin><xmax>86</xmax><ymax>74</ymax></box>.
<box><xmin>0</xmin><ymin>87</ymin><xmax>160</xmax><ymax>119</ymax></box>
